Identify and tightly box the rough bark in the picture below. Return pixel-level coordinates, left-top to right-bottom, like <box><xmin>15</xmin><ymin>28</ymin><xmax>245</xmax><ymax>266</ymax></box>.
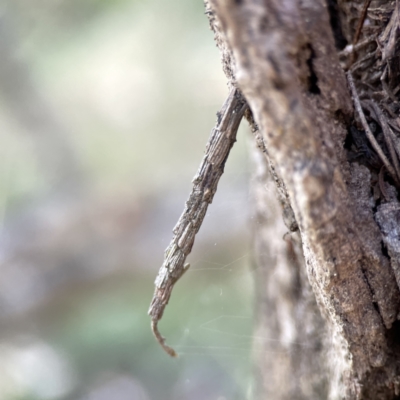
<box><xmin>206</xmin><ymin>0</ymin><xmax>400</xmax><ymax>399</ymax></box>
<box><xmin>149</xmin><ymin>88</ymin><xmax>247</xmax><ymax>356</ymax></box>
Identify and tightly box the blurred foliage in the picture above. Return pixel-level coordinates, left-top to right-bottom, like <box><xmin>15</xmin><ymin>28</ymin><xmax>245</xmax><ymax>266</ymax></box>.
<box><xmin>0</xmin><ymin>0</ymin><xmax>254</xmax><ymax>399</ymax></box>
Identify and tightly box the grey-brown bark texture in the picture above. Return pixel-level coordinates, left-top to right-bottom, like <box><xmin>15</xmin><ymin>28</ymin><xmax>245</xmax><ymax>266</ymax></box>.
<box><xmin>205</xmin><ymin>0</ymin><xmax>400</xmax><ymax>399</ymax></box>
<box><xmin>149</xmin><ymin>89</ymin><xmax>247</xmax><ymax>356</ymax></box>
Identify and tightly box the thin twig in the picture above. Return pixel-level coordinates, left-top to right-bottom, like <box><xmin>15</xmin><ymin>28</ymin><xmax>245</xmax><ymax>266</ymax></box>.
<box><xmin>368</xmin><ymin>100</ymin><xmax>400</xmax><ymax>181</ymax></box>
<box><xmin>339</xmin><ymin>35</ymin><xmax>376</xmax><ymax>58</ymax></box>
<box><xmin>381</xmin><ymin>0</ymin><xmax>400</xmax><ymax>62</ymax></box>
<box><xmin>381</xmin><ymin>65</ymin><xmax>398</xmax><ymax>103</ymax></box>
<box><xmin>386</xmin><ymin>123</ymin><xmax>400</xmax><ymax>164</ymax></box>
<box><xmin>349</xmin><ymin>0</ymin><xmax>372</xmax><ymax>66</ymax></box>
<box><xmin>347</xmin><ymin>72</ymin><xmax>399</xmax><ymax>183</ymax></box>
<box><xmin>382</xmin><ymin>103</ymin><xmax>398</xmax><ymax>119</ymax></box>
<box><xmin>350</xmin><ymin>50</ymin><xmax>377</xmax><ymax>73</ymax></box>
<box><xmin>353</xmin><ymin>0</ymin><xmax>372</xmax><ymax>45</ymax></box>
<box><xmin>151</xmin><ymin>320</ymin><xmax>177</xmax><ymax>357</ymax></box>
<box><xmin>388</xmin><ymin>119</ymin><xmax>400</xmax><ymax>133</ymax></box>
<box><xmin>148</xmin><ymin>88</ymin><xmax>247</xmax><ymax>356</ymax></box>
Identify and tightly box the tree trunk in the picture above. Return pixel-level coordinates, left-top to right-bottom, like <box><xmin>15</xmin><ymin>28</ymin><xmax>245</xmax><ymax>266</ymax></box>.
<box><xmin>206</xmin><ymin>0</ymin><xmax>400</xmax><ymax>399</ymax></box>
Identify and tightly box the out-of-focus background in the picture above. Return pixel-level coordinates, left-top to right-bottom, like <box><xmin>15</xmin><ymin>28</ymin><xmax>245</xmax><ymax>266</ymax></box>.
<box><xmin>0</xmin><ymin>0</ymin><xmax>254</xmax><ymax>399</ymax></box>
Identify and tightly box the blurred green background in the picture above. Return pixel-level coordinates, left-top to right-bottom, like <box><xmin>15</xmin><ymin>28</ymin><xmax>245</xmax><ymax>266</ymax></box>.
<box><xmin>0</xmin><ymin>0</ymin><xmax>254</xmax><ymax>399</ymax></box>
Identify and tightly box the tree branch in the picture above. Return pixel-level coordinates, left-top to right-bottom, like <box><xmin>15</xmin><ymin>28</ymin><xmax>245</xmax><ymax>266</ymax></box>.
<box><xmin>148</xmin><ymin>88</ymin><xmax>246</xmax><ymax>356</ymax></box>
